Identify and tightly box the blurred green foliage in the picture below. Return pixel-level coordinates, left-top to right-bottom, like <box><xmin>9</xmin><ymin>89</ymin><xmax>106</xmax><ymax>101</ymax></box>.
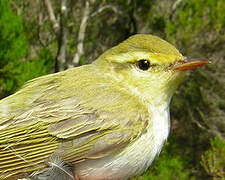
<box><xmin>166</xmin><ymin>0</ymin><xmax>225</xmax><ymax>51</ymax></box>
<box><xmin>147</xmin><ymin>0</ymin><xmax>225</xmax><ymax>52</ymax></box>
<box><xmin>201</xmin><ymin>137</ymin><xmax>225</xmax><ymax>179</ymax></box>
<box><xmin>0</xmin><ymin>0</ymin><xmax>54</xmax><ymax>98</ymax></box>
<box><xmin>0</xmin><ymin>0</ymin><xmax>27</xmax><ymax>67</ymax></box>
<box><xmin>0</xmin><ymin>0</ymin><xmax>27</xmax><ymax>97</ymax></box>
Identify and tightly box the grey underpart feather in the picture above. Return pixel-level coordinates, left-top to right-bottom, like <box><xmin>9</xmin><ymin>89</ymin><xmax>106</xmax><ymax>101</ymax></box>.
<box><xmin>31</xmin><ymin>156</ymin><xmax>74</xmax><ymax>180</ymax></box>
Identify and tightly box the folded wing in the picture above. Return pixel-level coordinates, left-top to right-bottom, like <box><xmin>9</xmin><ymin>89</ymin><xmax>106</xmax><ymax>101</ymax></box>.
<box><xmin>0</xmin><ymin>65</ymin><xmax>150</xmax><ymax>178</ymax></box>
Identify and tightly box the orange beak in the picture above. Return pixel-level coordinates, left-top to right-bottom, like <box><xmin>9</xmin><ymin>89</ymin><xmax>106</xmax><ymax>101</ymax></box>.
<box><xmin>173</xmin><ymin>58</ymin><xmax>210</xmax><ymax>71</ymax></box>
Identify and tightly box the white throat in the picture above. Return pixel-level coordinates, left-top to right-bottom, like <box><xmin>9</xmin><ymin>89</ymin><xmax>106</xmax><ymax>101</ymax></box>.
<box><xmin>148</xmin><ymin>99</ymin><xmax>170</xmax><ymax>156</ymax></box>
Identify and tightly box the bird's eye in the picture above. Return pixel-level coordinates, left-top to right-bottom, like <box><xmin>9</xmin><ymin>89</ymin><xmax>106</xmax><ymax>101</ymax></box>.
<box><xmin>137</xmin><ymin>59</ymin><xmax>150</xmax><ymax>71</ymax></box>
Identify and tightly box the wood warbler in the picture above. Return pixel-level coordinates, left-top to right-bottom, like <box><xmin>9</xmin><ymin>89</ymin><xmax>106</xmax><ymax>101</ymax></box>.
<box><xmin>0</xmin><ymin>34</ymin><xmax>209</xmax><ymax>180</ymax></box>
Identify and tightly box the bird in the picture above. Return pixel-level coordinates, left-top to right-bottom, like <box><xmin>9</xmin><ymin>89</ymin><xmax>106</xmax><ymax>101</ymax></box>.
<box><xmin>0</xmin><ymin>34</ymin><xmax>209</xmax><ymax>180</ymax></box>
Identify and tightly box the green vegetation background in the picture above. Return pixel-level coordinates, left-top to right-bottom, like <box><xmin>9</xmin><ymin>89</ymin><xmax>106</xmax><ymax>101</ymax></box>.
<box><xmin>0</xmin><ymin>0</ymin><xmax>224</xmax><ymax>179</ymax></box>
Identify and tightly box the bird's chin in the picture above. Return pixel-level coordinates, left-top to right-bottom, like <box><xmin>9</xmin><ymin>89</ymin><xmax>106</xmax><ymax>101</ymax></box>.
<box><xmin>166</xmin><ymin>71</ymin><xmax>186</xmax><ymax>98</ymax></box>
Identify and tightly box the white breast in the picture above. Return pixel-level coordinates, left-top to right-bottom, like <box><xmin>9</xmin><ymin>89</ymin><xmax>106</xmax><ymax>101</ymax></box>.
<box><xmin>76</xmin><ymin>102</ymin><xmax>170</xmax><ymax>180</ymax></box>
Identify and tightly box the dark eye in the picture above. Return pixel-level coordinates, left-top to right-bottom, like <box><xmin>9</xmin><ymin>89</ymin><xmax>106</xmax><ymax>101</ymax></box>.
<box><xmin>137</xmin><ymin>59</ymin><xmax>150</xmax><ymax>71</ymax></box>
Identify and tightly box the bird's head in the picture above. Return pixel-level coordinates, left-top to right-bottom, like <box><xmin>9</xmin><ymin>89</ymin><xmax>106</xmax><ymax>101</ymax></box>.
<box><xmin>94</xmin><ymin>34</ymin><xmax>209</xmax><ymax>105</ymax></box>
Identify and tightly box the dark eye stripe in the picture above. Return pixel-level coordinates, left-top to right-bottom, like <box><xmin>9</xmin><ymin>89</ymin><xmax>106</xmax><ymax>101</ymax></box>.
<box><xmin>137</xmin><ymin>59</ymin><xmax>150</xmax><ymax>71</ymax></box>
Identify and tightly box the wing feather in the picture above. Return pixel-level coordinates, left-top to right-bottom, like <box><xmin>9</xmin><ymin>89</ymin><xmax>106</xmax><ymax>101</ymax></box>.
<box><xmin>0</xmin><ymin>65</ymin><xmax>150</xmax><ymax>178</ymax></box>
